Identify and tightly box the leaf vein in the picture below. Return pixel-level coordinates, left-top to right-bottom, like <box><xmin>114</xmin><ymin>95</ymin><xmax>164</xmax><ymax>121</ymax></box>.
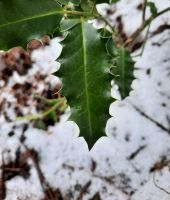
<box><xmin>81</xmin><ymin>20</ymin><xmax>93</xmax><ymax>138</ymax></box>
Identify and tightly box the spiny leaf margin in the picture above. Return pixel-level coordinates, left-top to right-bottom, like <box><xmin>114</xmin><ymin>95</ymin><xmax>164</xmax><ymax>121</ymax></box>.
<box><xmin>57</xmin><ymin>19</ymin><xmax>112</xmax><ymax>148</ymax></box>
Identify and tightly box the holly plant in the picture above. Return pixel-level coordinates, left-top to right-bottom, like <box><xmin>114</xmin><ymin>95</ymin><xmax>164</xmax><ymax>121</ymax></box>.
<box><xmin>0</xmin><ymin>0</ymin><xmax>169</xmax><ymax>148</ymax></box>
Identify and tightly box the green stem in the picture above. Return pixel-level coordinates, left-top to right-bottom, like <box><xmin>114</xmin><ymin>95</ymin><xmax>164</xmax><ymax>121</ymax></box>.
<box><xmin>132</xmin><ymin>20</ymin><xmax>151</xmax><ymax>58</ymax></box>
<box><xmin>16</xmin><ymin>98</ymin><xmax>67</xmax><ymax>121</ymax></box>
<box><xmin>140</xmin><ymin>20</ymin><xmax>151</xmax><ymax>56</ymax></box>
<box><xmin>91</xmin><ymin>0</ymin><xmax>96</xmax><ymax>15</ymax></box>
<box><xmin>143</xmin><ymin>0</ymin><xmax>148</xmax><ymax>22</ymax></box>
<box><xmin>64</xmin><ymin>10</ymin><xmax>91</xmax><ymax>16</ymax></box>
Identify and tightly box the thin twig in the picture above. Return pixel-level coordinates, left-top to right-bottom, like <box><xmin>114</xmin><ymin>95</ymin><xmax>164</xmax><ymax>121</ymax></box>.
<box><xmin>99</xmin><ymin>16</ymin><xmax>125</xmax><ymax>47</ymax></box>
<box><xmin>77</xmin><ymin>181</ymin><xmax>92</xmax><ymax>200</ymax></box>
<box><xmin>0</xmin><ymin>152</ymin><xmax>6</xmax><ymax>200</ymax></box>
<box><xmin>21</xmin><ymin>142</ymin><xmax>54</xmax><ymax>199</ymax></box>
<box><xmin>132</xmin><ymin>104</ymin><xmax>170</xmax><ymax>134</ymax></box>
<box><xmin>126</xmin><ymin>7</ymin><xmax>170</xmax><ymax>48</ymax></box>
<box><xmin>137</xmin><ymin>20</ymin><xmax>151</xmax><ymax>57</ymax></box>
<box><xmin>153</xmin><ymin>173</ymin><xmax>170</xmax><ymax>195</ymax></box>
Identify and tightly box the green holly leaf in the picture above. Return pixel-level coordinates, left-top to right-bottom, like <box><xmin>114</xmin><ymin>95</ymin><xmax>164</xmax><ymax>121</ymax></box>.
<box><xmin>111</xmin><ymin>47</ymin><xmax>135</xmax><ymax>99</ymax></box>
<box><xmin>57</xmin><ymin>20</ymin><xmax>112</xmax><ymax>148</ymax></box>
<box><xmin>0</xmin><ymin>0</ymin><xmax>62</xmax><ymax>50</ymax></box>
<box><xmin>105</xmin><ymin>36</ymin><xmax>117</xmax><ymax>56</ymax></box>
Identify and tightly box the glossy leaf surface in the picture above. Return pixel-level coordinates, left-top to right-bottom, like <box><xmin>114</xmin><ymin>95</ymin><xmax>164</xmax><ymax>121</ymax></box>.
<box><xmin>0</xmin><ymin>0</ymin><xmax>62</xmax><ymax>50</ymax></box>
<box><xmin>112</xmin><ymin>47</ymin><xmax>134</xmax><ymax>99</ymax></box>
<box><xmin>58</xmin><ymin>20</ymin><xmax>112</xmax><ymax>148</ymax></box>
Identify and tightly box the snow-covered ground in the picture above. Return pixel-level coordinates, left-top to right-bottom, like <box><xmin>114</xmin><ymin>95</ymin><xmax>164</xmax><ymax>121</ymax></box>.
<box><xmin>1</xmin><ymin>0</ymin><xmax>170</xmax><ymax>199</ymax></box>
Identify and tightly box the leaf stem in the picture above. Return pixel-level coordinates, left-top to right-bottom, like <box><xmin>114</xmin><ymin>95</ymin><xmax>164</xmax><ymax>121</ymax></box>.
<box><xmin>63</xmin><ymin>10</ymin><xmax>91</xmax><ymax>16</ymax></box>
<box><xmin>16</xmin><ymin>98</ymin><xmax>67</xmax><ymax>121</ymax></box>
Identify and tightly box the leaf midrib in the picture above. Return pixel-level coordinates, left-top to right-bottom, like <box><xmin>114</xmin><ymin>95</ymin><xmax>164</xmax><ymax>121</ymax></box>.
<box><xmin>0</xmin><ymin>10</ymin><xmax>63</xmax><ymax>29</ymax></box>
<box><xmin>80</xmin><ymin>20</ymin><xmax>93</xmax><ymax>137</ymax></box>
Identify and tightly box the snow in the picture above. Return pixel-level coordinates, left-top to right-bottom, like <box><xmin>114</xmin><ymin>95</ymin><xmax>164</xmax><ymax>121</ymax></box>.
<box><xmin>1</xmin><ymin>0</ymin><xmax>170</xmax><ymax>199</ymax></box>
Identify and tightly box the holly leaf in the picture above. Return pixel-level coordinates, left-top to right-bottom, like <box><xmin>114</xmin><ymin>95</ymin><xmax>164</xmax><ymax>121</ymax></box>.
<box><xmin>0</xmin><ymin>0</ymin><xmax>62</xmax><ymax>50</ymax></box>
<box><xmin>57</xmin><ymin>20</ymin><xmax>112</xmax><ymax>148</ymax></box>
<box><xmin>111</xmin><ymin>47</ymin><xmax>135</xmax><ymax>99</ymax></box>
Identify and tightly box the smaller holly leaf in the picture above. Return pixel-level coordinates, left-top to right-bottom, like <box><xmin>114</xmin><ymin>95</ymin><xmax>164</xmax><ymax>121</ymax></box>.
<box><xmin>111</xmin><ymin>47</ymin><xmax>135</xmax><ymax>99</ymax></box>
<box><xmin>105</xmin><ymin>36</ymin><xmax>117</xmax><ymax>56</ymax></box>
<box><xmin>147</xmin><ymin>2</ymin><xmax>158</xmax><ymax>16</ymax></box>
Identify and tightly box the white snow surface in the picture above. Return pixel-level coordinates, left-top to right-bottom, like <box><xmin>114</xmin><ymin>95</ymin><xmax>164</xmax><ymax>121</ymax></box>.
<box><xmin>1</xmin><ymin>0</ymin><xmax>170</xmax><ymax>199</ymax></box>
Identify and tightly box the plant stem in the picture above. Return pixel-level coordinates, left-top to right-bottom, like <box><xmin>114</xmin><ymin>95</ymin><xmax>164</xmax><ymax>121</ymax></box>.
<box><xmin>143</xmin><ymin>0</ymin><xmax>148</xmax><ymax>22</ymax></box>
<box><xmin>134</xmin><ymin>20</ymin><xmax>151</xmax><ymax>57</ymax></box>
<box><xmin>92</xmin><ymin>0</ymin><xmax>97</xmax><ymax>15</ymax></box>
<box><xmin>64</xmin><ymin>10</ymin><xmax>91</xmax><ymax>16</ymax></box>
<box><xmin>140</xmin><ymin>20</ymin><xmax>151</xmax><ymax>56</ymax></box>
<box><xmin>16</xmin><ymin>98</ymin><xmax>67</xmax><ymax>121</ymax></box>
<box><xmin>126</xmin><ymin>6</ymin><xmax>170</xmax><ymax>48</ymax></box>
